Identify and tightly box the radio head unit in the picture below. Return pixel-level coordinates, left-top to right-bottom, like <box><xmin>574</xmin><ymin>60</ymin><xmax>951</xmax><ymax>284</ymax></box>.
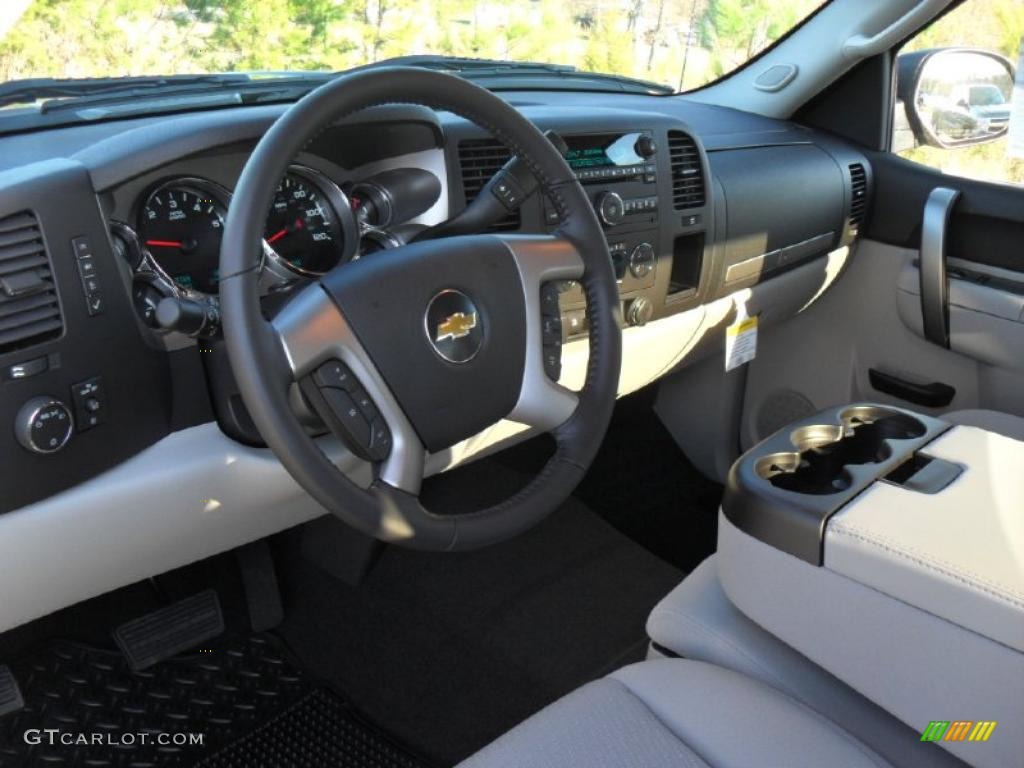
<box><xmin>564</xmin><ymin>131</ymin><xmax>656</xmax><ymax>182</ymax></box>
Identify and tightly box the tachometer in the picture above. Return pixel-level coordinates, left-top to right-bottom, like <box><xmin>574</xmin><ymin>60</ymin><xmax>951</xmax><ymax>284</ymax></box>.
<box><xmin>138</xmin><ymin>179</ymin><xmax>228</xmax><ymax>294</ymax></box>
<box><xmin>264</xmin><ymin>167</ymin><xmax>357</xmax><ymax>275</ymax></box>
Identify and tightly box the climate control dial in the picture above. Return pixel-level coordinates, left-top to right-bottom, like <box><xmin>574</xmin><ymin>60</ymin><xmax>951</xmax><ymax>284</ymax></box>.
<box><xmin>15</xmin><ymin>396</ymin><xmax>73</xmax><ymax>454</ymax></box>
<box><xmin>629</xmin><ymin>243</ymin><xmax>656</xmax><ymax>279</ymax></box>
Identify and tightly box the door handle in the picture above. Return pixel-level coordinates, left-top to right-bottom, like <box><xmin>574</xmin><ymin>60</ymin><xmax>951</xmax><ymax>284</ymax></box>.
<box><xmin>919</xmin><ymin>187</ymin><xmax>960</xmax><ymax>347</ymax></box>
<box><xmin>869</xmin><ymin>368</ymin><xmax>955</xmax><ymax>408</ymax></box>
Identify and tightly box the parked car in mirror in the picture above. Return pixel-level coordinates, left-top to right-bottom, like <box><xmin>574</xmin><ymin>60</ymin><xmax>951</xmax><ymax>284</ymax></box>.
<box><xmin>896</xmin><ymin>48</ymin><xmax>1014</xmax><ymax>148</ymax></box>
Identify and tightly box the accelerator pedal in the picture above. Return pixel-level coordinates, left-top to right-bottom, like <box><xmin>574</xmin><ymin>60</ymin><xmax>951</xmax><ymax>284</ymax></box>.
<box><xmin>113</xmin><ymin>588</ymin><xmax>224</xmax><ymax>670</ymax></box>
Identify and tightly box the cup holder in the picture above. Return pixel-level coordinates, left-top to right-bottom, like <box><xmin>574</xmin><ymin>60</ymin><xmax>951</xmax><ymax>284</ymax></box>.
<box><xmin>840</xmin><ymin>406</ymin><xmax>927</xmax><ymax>440</ymax></box>
<box><xmin>755</xmin><ymin>407</ymin><xmax>927</xmax><ymax>495</ymax></box>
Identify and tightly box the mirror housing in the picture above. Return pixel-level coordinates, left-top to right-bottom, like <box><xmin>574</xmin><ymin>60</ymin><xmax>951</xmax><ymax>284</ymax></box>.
<box><xmin>896</xmin><ymin>48</ymin><xmax>1015</xmax><ymax>149</ymax></box>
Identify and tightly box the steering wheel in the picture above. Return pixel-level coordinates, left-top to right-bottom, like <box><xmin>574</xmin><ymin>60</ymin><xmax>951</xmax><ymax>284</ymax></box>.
<box><xmin>220</xmin><ymin>68</ymin><xmax>621</xmax><ymax>551</ymax></box>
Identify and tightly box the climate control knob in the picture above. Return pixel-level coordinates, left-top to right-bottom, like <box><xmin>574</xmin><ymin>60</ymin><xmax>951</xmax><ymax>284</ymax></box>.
<box><xmin>595</xmin><ymin>191</ymin><xmax>625</xmax><ymax>227</ymax></box>
<box><xmin>629</xmin><ymin>243</ymin><xmax>656</xmax><ymax>279</ymax></box>
<box><xmin>15</xmin><ymin>396</ymin><xmax>73</xmax><ymax>454</ymax></box>
<box><xmin>626</xmin><ymin>297</ymin><xmax>654</xmax><ymax>327</ymax></box>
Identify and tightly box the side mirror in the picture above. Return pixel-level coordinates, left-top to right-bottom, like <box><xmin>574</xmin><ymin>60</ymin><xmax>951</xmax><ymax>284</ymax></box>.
<box><xmin>896</xmin><ymin>48</ymin><xmax>1014</xmax><ymax>149</ymax></box>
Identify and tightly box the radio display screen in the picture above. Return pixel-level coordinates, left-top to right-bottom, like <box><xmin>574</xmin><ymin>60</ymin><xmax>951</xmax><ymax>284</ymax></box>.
<box><xmin>564</xmin><ymin>132</ymin><xmax>644</xmax><ymax>170</ymax></box>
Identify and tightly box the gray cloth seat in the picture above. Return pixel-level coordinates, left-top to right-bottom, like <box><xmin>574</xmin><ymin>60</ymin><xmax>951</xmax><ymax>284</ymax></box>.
<box><xmin>647</xmin><ymin>557</ymin><xmax>967</xmax><ymax>768</ymax></box>
<box><xmin>458</xmin><ymin>657</ymin><xmax>891</xmax><ymax>768</ymax></box>
<box><xmin>944</xmin><ymin>409</ymin><xmax>1024</xmax><ymax>441</ymax></box>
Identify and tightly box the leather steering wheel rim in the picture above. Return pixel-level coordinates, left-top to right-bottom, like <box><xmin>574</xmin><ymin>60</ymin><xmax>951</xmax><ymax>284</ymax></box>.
<box><xmin>220</xmin><ymin>67</ymin><xmax>621</xmax><ymax>551</ymax></box>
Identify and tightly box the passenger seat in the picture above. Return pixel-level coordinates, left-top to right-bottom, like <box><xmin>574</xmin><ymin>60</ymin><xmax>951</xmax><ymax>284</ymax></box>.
<box><xmin>944</xmin><ymin>409</ymin><xmax>1024</xmax><ymax>441</ymax></box>
<box><xmin>646</xmin><ymin>557</ymin><xmax>967</xmax><ymax>768</ymax></box>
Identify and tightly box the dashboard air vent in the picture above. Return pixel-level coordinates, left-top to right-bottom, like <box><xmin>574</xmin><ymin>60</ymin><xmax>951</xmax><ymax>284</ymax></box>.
<box><xmin>848</xmin><ymin>163</ymin><xmax>867</xmax><ymax>229</ymax></box>
<box><xmin>668</xmin><ymin>130</ymin><xmax>705</xmax><ymax>210</ymax></box>
<box><xmin>457</xmin><ymin>138</ymin><xmax>521</xmax><ymax>231</ymax></box>
<box><xmin>0</xmin><ymin>211</ymin><xmax>63</xmax><ymax>355</ymax></box>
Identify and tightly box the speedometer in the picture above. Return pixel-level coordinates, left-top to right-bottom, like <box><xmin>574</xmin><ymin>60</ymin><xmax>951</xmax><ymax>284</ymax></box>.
<box><xmin>264</xmin><ymin>167</ymin><xmax>358</xmax><ymax>275</ymax></box>
<box><xmin>138</xmin><ymin>179</ymin><xmax>228</xmax><ymax>294</ymax></box>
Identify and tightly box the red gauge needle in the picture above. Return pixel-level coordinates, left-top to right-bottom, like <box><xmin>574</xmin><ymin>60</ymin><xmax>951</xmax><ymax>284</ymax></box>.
<box><xmin>266</xmin><ymin>229</ymin><xmax>288</xmax><ymax>244</ymax></box>
<box><xmin>146</xmin><ymin>239</ymin><xmax>183</xmax><ymax>248</ymax></box>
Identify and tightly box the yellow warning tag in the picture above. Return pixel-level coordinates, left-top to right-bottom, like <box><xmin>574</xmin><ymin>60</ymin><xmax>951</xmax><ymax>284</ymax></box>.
<box><xmin>725</xmin><ymin>315</ymin><xmax>758</xmax><ymax>371</ymax></box>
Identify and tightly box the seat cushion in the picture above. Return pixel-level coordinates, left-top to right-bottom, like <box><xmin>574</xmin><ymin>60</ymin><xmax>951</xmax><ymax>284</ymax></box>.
<box><xmin>647</xmin><ymin>557</ymin><xmax>967</xmax><ymax>768</ymax></box>
<box><xmin>458</xmin><ymin>658</ymin><xmax>890</xmax><ymax>768</ymax></box>
<box><xmin>944</xmin><ymin>408</ymin><xmax>1024</xmax><ymax>441</ymax></box>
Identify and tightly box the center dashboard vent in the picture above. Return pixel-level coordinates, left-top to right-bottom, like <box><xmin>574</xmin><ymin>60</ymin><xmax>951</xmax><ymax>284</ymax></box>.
<box><xmin>668</xmin><ymin>130</ymin><xmax>705</xmax><ymax>210</ymax></box>
<box><xmin>848</xmin><ymin>163</ymin><xmax>867</xmax><ymax>229</ymax></box>
<box><xmin>457</xmin><ymin>138</ymin><xmax>521</xmax><ymax>231</ymax></box>
<box><xmin>0</xmin><ymin>211</ymin><xmax>63</xmax><ymax>355</ymax></box>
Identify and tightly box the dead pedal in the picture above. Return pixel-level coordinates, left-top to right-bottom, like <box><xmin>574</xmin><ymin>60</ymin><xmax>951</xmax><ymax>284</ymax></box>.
<box><xmin>0</xmin><ymin>665</ymin><xmax>24</xmax><ymax>718</ymax></box>
<box><xmin>113</xmin><ymin>588</ymin><xmax>224</xmax><ymax>670</ymax></box>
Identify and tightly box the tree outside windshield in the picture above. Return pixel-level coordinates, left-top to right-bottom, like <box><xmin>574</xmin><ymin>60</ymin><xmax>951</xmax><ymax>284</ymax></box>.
<box><xmin>0</xmin><ymin>0</ymin><xmax>822</xmax><ymax>93</ymax></box>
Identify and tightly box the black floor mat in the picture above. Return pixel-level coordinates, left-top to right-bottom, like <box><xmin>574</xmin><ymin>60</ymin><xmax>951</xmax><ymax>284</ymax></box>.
<box><xmin>0</xmin><ymin>635</ymin><xmax>429</xmax><ymax>768</ymax></box>
<box><xmin>573</xmin><ymin>390</ymin><xmax>723</xmax><ymax>571</ymax></box>
<box><xmin>279</xmin><ymin>470</ymin><xmax>682</xmax><ymax>765</ymax></box>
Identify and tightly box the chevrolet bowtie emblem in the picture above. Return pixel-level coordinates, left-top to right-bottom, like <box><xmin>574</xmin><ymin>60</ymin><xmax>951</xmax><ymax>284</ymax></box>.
<box><xmin>436</xmin><ymin>311</ymin><xmax>478</xmax><ymax>342</ymax></box>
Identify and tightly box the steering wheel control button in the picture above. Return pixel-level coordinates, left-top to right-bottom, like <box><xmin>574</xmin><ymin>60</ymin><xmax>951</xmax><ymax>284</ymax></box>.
<box><xmin>367</xmin><ymin>419</ymin><xmax>393</xmax><ymax>461</ymax></box>
<box><xmin>320</xmin><ymin>388</ymin><xmax>371</xmax><ymax>448</ymax></box>
<box><xmin>70</xmin><ymin>377</ymin><xmax>106</xmax><ymax>431</ymax></box>
<box><xmin>540</xmin><ymin>283</ymin><xmax>561</xmax><ymax>317</ymax></box>
<box><xmin>300</xmin><ymin>364</ymin><xmax>386</xmax><ymax>462</ymax></box>
<box><xmin>312</xmin><ymin>359</ymin><xmax>358</xmax><ymax>392</ymax></box>
<box><xmin>425</xmin><ymin>289</ymin><xmax>483</xmax><ymax>364</ymax></box>
<box><xmin>491</xmin><ymin>171</ymin><xmax>525</xmax><ymax>211</ymax></box>
<box><xmin>349</xmin><ymin>386</ymin><xmax>379</xmax><ymax>422</ymax></box>
<box><xmin>15</xmin><ymin>396</ymin><xmax>74</xmax><ymax>454</ymax></box>
<box><xmin>542</xmin><ymin>314</ymin><xmax>563</xmax><ymax>346</ymax></box>
<box><xmin>542</xmin><ymin>346</ymin><xmax>562</xmax><ymax>382</ymax></box>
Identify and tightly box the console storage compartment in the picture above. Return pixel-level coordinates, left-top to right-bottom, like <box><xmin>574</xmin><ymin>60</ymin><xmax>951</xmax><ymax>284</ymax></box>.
<box><xmin>725</xmin><ymin>403</ymin><xmax>948</xmax><ymax>563</ymax></box>
<box><xmin>717</xmin><ymin>408</ymin><xmax>1024</xmax><ymax>768</ymax></box>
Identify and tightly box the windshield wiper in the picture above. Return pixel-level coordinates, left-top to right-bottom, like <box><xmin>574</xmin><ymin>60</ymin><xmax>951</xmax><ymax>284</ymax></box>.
<box><xmin>366</xmin><ymin>55</ymin><xmax>674</xmax><ymax>94</ymax></box>
<box><xmin>0</xmin><ymin>72</ymin><xmax>335</xmax><ymax>110</ymax></box>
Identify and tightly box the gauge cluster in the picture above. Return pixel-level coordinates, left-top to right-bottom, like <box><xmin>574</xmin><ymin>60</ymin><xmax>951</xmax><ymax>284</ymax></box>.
<box><xmin>138</xmin><ymin>178</ymin><xmax>228</xmax><ymax>294</ymax></box>
<box><xmin>108</xmin><ymin>161</ymin><xmax>442</xmax><ymax>335</ymax></box>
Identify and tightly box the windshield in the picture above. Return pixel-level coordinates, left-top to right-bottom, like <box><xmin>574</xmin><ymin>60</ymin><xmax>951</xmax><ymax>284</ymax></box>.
<box><xmin>0</xmin><ymin>0</ymin><xmax>823</xmax><ymax>95</ymax></box>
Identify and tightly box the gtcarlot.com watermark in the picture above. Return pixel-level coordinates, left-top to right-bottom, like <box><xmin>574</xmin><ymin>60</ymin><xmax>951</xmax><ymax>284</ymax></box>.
<box><xmin>24</xmin><ymin>729</ymin><xmax>204</xmax><ymax>747</ymax></box>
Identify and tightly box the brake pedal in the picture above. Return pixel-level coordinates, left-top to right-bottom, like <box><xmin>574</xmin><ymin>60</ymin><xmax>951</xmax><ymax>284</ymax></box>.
<box><xmin>114</xmin><ymin>589</ymin><xmax>224</xmax><ymax>671</ymax></box>
<box><xmin>0</xmin><ymin>664</ymin><xmax>24</xmax><ymax>717</ymax></box>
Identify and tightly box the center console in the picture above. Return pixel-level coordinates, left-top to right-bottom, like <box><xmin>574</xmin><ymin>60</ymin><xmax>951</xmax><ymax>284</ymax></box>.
<box><xmin>717</xmin><ymin>405</ymin><xmax>1024</xmax><ymax>768</ymax></box>
<box><xmin>545</xmin><ymin>130</ymin><xmax>667</xmax><ymax>333</ymax></box>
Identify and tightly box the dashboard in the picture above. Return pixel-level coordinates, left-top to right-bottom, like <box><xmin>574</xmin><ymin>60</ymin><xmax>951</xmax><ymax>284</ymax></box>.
<box><xmin>0</xmin><ymin>94</ymin><xmax>871</xmax><ymax>516</ymax></box>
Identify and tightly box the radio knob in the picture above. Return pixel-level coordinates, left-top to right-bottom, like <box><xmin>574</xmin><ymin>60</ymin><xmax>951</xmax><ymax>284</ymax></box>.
<box><xmin>596</xmin><ymin>191</ymin><xmax>625</xmax><ymax>227</ymax></box>
<box><xmin>15</xmin><ymin>396</ymin><xmax>74</xmax><ymax>454</ymax></box>
<box><xmin>629</xmin><ymin>243</ymin><xmax>656</xmax><ymax>278</ymax></box>
<box><xmin>626</xmin><ymin>297</ymin><xmax>654</xmax><ymax>327</ymax></box>
<box><xmin>635</xmin><ymin>135</ymin><xmax>657</xmax><ymax>158</ymax></box>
